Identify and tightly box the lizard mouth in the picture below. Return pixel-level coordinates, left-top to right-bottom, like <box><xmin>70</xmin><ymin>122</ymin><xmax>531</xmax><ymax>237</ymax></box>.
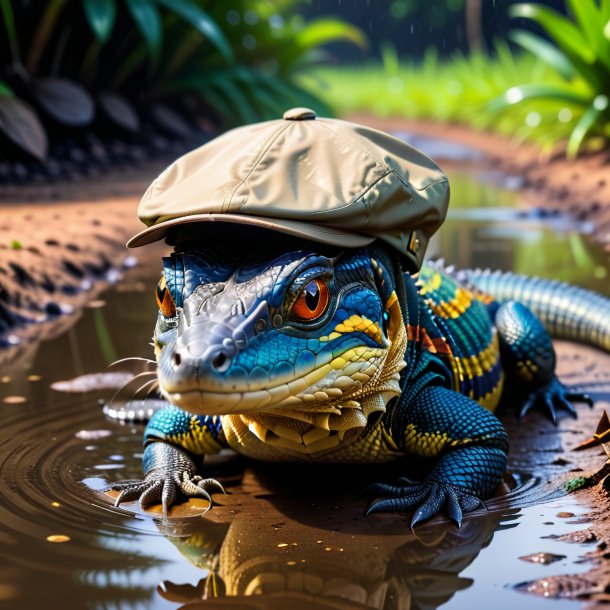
<box><xmin>160</xmin><ymin>346</ymin><xmax>394</xmax><ymax>415</ymax></box>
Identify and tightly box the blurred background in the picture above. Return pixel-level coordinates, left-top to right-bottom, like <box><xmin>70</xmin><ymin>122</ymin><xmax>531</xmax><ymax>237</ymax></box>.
<box><xmin>1</xmin><ymin>0</ymin><xmax>607</xmax><ymax>183</ymax></box>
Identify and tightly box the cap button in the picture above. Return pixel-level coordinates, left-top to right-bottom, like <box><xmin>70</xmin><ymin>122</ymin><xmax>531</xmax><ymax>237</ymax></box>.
<box><xmin>283</xmin><ymin>107</ymin><xmax>316</xmax><ymax>121</ymax></box>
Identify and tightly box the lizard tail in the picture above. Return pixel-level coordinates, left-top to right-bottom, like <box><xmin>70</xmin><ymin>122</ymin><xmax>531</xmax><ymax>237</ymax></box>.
<box><xmin>458</xmin><ymin>269</ymin><xmax>610</xmax><ymax>353</ymax></box>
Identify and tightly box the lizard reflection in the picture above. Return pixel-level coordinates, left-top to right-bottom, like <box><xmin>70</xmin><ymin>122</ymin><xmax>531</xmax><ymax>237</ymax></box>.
<box><xmin>151</xmin><ymin>463</ymin><xmax>517</xmax><ymax>610</ymax></box>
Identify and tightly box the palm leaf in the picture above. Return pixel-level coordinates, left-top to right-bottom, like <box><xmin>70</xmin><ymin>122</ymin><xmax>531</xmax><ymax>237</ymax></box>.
<box><xmin>510</xmin><ymin>3</ymin><xmax>610</xmax><ymax>91</ymax></box>
<box><xmin>567</xmin><ymin>98</ymin><xmax>608</xmax><ymax>157</ymax></box>
<box><xmin>125</xmin><ymin>0</ymin><xmax>162</xmax><ymax>60</ymax></box>
<box><xmin>277</xmin><ymin>18</ymin><xmax>367</xmax><ymax>72</ymax></box>
<box><xmin>509</xmin><ymin>30</ymin><xmax>574</xmax><ymax>80</ymax></box>
<box><xmin>83</xmin><ymin>0</ymin><xmax>117</xmax><ymax>43</ymax></box>
<box><xmin>294</xmin><ymin>18</ymin><xmax>367</xmax><ymax>51</ymax></box>
<box><xmin>567</xmin><ymin>0</ymin><xmax>606</xmax><ymax>55</ymax></box>
<box><xmin>0</xmin><ymin>96</ymin><xmax>48</xmax><ymax>160</ymax></box>
<box><xmin>155</xmin><ymin>0</ymin><xmax>233</xmax><ymax>62</ymax></box>
<box><xmin>489</xmin><ymin>83</ymin><xmax>592</xmax><ymax>113</ymax></box>
<box><xmin>510</xmin><ymin>4</ymin><xmax>594</xmax><ymax>64</ymax></box>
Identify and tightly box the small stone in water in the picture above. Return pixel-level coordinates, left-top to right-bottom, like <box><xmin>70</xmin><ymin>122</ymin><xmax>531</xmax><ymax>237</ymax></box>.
<box><xmin>519</xmin><ymin>552</ymin><xmax>567</xmax><ymax>565</ymax></box>
<box><xmin>515</xmin><ymin>575</ymin><xmax>592</xmax><ymax>598</ymax></box>
<box><xmin>27</xmin><ymin>375</ymin><xmax>41</xmax><ymax>382</ymax></box>
<box><xmin>75</xmin><ymin>429</ymin><xmax>112</xmax><ymax>440</ymax></box>
<box><xmin>51</xmin><ymin>372</ymin><xmax>134</xmax><ymax>393</ymax></box>
<box><xmin>2</xmin><ymin>396</ymin><xmax>26</xmax><ymax>404</ymax></box>
<box><xmin>556</xmin><ymin>512</ymin><xmax>575</xmax><ymax>518</ymax></box>
<box><xmin>46</xmin><ymin>534</ymin><xmax>70</xmax><ymax>543</ymax></box>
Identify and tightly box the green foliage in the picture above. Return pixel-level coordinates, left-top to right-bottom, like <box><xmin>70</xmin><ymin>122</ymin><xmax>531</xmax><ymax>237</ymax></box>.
<box><xmin>0</xmin><ymin>1</ymin><xmax>365</xmax><ymax>160</ymax></box>
<box><xmin>564</xmin><ymin>476</ymin><xmax>588</xmax><ymax>492</ymax></box>
<box><xmin>493</xmin><ymin>0</ymin><xmax>610</xmax><ymax>157</ymax></box>
<box><xmin>303</xmin><ymin>44</ymin><xmax>573</xmax><ymax>150</ymax></box>
<box><xmin>10</xmin><ymin>240</ymin><xmax>22</xmax><ymax>250</ymax></box>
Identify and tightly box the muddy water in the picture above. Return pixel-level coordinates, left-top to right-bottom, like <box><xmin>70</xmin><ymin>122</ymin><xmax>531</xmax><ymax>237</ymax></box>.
<box><xmin>1</xmin><ymin>155</ymin><xmax>609</xmax><ymax>610</ymax></box>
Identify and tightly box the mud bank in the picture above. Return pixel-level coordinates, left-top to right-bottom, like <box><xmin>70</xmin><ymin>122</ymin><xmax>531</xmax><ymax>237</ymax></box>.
<box><xmin>0</xmin><ymin>164</ymin><xmax>166</xmax><ymax>350</ymax></box>
<box><xmin>350</xmin><ymin>114</ymin><xmax>610</xmax><ymax>254</ymax></box>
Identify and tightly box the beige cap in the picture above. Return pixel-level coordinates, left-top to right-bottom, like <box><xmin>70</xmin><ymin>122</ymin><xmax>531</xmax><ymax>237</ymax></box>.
<box><xmin>127</xmin><ymin>108</ymin><xmax>449</xmax><ymax>271</ymax></box>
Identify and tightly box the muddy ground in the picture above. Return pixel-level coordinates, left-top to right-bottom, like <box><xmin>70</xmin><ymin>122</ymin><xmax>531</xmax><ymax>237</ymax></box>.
<box><xmin>1</xmin><ymin>118</ymin><xmax>610</xmax><ymax>607</ymax></box>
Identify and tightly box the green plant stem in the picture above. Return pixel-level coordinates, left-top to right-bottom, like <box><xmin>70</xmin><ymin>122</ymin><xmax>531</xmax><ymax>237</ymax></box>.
<box><xmin>93</xmin><ymin>309</ymin><xmax>117</xmax><ymax>365</ymax></box>
<box><xmin>0</xmin><ymin>0</ymin><xmax>20</xmax><ymax>63</ymax></box>
<box><xmin>26</xmin><ymin>0</ymin><xmax>67</xmax><ymax>75</ymax></box>
<box><xmin>80</xmin><ymin>40</ymin><xmax>102</xmax><ymax>86</ymax></box>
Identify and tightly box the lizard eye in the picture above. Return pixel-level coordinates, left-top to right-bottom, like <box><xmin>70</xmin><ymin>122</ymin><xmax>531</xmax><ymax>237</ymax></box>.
<box><xmin>290</xmin><ymin>279</ymin><xmax>329</xmax><ymax>322</ymax></box>
<box><xmin>156</xmin><ymin>276</ymin><xmax>176</xmax><ymax>318</ymax></box>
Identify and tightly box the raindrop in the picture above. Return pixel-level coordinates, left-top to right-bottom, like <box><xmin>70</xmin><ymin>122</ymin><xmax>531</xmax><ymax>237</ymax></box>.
<box><xmin>244</xmin><ymin>10</ymin><xmax>259</xmax><ymax>25</ymax></box>
<box><xmin>242</xmin><ymin>35</ymin><xmax>256</xmax><ymax>50</ymax></box>
<box><xmin>593</xmin><ymin>94</ymin><xmax>609</xmax><ymax>111</ymax></box>
<box><xmin>525</xmin><ymin>111</ymin><xmax>541</xmax><ymax>127</ymax></box>
<box><xmin>226</xmin><ymin>10</ymin><xmax>240</xmax><ymax>26</ymax></box>
<box><xmin>506</xmin><ymin>87</ymin><xmax>524</xmax><ymax>104</ymax></box>
<box><xmin>269</xmin><ymin>14</ymin><xmax>284</xmax><ymax>29</ymax></box>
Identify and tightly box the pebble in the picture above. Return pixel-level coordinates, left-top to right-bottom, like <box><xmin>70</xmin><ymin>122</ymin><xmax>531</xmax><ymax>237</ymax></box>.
<box><xmin>519</xmin><ymin>552</ymin><xmax>566</xmax><ymax>565</ymax></box>
<box><xmin>46</xmin><ymin>535</ymin><xmax>70</xmax><ymax>543</ymax></box>
<box><xmin>2</xmin><ymin>396</ymin><xmax>26</xmax><ymax>404</ymax></box>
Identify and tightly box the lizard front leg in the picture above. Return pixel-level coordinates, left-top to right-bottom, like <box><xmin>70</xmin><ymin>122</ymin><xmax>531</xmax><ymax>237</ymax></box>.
<box><xmin>107</xmin><ymin>405</ymin><xmax>227</xmax><ymax>516</ymax></box>
<box><xmin>365</xmin><ymin>386</ymin><xmax>508</xmax><ymax>527</ymax></box>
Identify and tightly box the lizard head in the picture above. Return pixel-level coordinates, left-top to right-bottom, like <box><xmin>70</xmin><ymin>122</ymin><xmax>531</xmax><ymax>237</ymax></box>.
<box><xmin>153</xmin><ymin>244</ymin><xmax>408</xmax><ymax>434</ymax></box>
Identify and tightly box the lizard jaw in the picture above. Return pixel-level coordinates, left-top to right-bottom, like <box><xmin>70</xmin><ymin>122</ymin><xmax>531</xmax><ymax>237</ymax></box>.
<box><xmin>160</xmin><ymin>346</ymin><xmax>401</xmax><ymax>415</ymax></box>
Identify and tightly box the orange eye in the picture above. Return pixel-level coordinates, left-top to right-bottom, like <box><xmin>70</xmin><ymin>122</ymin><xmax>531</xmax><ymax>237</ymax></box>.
<box><xmin>156</xmin><ymin>276</ymin><xmax>176</xmax><ymax>318</ymax></box>
<box><xmin>290</xmin><ymin>279</ymin><xmax>329</xmax><ymax>322</ymax></box>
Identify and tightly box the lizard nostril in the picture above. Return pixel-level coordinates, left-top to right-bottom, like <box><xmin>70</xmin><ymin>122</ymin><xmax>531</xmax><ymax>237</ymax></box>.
<box><xmin>173</xmin><ymin>352</ymin><xmax>182</xmax><ymax>367</ymax></box>
<box><xmin>212</xmin><ymin>352</ymin><xmax>227</xmax><ymax>370</ymax></box>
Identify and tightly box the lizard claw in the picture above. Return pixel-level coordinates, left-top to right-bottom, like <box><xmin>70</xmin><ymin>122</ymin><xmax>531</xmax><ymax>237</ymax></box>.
<box><xmin>364</xmin><ymin>479</ymin><xmax>483</xmax><ymax>528</ymax></box>
<box><xmin>105</xmin><ymin>444</ymin><xmax>225</xmax><ymax>517</ymax></box>
<box><xmin>107</xmin><ymin>473</ymin><xmax>224</xmax><ymax>517</ymax></box>
<box><xmin>519</xmin><ymin>377</ymin><xmax>593</xmax><ymax>424</ymax></box>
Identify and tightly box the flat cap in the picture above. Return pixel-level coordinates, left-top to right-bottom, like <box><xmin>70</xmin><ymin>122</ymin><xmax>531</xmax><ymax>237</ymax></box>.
<box><xmin>127</xmin><ymin>108</ymin><xmax>450</xmax><ymax>271</ymax></box>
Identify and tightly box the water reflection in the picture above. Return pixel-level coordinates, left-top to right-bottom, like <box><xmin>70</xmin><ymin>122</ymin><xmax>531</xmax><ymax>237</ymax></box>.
<box><xmin>429</xmin><ymin>169</ymin><xmax>610</xmax><ymax>296</ymax></box>
<box><xmin>146</xmin><ymin>465</ymin><xmax>516</xmax><ymax>610</ymax></box>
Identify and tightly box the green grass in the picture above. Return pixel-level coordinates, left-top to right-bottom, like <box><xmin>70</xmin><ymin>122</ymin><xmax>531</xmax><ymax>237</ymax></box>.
<box><xmin>301</xmin><ymin>45</ymin><xmax>601</xmax><ymax>153</ymax></box>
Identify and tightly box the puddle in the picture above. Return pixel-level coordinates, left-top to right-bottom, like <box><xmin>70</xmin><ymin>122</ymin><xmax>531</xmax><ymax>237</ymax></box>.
<box><xmin>0</xmin><ymin>155</ymin><xmax>609</xmax><ymax>609</ymax></box>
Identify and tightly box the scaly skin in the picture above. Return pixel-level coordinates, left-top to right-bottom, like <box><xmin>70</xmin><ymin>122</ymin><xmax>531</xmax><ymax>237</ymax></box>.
<box><xmin>108</xmin><ymin>243</ymin><xmax>605</xmax><ymax>527</ymax></box>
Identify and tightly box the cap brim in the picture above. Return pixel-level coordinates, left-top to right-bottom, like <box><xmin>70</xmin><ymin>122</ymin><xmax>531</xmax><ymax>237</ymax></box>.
<box><xmin>126</xmin><ymin>213</ymin><xmax>375</xmax><ymax>249</ymax></box>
